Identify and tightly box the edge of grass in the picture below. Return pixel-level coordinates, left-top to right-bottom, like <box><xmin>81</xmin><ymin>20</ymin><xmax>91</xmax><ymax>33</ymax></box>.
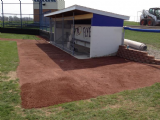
<box><xmin>0</xmin><ymin>40</ymin><xmax>160</xmax><ymax>120</ymax></box>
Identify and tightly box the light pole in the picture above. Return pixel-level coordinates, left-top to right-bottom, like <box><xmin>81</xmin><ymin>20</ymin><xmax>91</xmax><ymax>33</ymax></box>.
<box><xmin>137</xmin><ymin>11</ymin><xmax>142</xmax><ymax>23</ymax></box>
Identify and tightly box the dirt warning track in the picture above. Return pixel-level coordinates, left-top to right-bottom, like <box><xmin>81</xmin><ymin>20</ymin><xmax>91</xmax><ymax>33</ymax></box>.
<box><xmin>10</xmin><ymin>39</ymin><xmax>160</xmax><ymax>109</ymax></box>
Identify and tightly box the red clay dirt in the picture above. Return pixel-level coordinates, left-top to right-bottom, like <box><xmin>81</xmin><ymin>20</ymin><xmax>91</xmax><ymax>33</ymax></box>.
<box><xmin>1</xmin><ymin>38</ymin><xmax>160</xmax><ymax>109</ymax></box>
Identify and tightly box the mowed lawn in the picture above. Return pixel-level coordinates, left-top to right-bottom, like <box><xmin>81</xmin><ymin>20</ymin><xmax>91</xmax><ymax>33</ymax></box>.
<box><xmin>0</xmin><ymin>41</ymin><xmax>160</xmax><ymax>119</ymax></box>
<box><xmin>125</xmin><ymin>30</ymin><xmax>160</xmax><ymax>49</ymax></box>
<box><xmin>0</xmin><ymin>33</ymin><xmax>40</xmax><ymax>40</ymax></box>
<box><xmin>124</xmin><ymin>21</ymin><xmax>139</xmax><ymax>26</ymax></box>
<box><xmin>123</xmin><ymin>21</ymin><xmax>160</xmax><ymax>50</ymax></box>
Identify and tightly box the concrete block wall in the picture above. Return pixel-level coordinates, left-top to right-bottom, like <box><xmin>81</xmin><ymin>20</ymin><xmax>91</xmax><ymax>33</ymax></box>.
<box><xmin>117</xmin><ymin>45</ymin><xmax>160</xmax><ymax>65</ymax></box>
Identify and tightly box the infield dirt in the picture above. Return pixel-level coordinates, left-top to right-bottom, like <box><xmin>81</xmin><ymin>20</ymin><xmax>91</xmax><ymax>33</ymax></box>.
<box><xmin>1</xmin><ymin>38</ymin><xmax>160</xmax><ymax>109</ymax></box>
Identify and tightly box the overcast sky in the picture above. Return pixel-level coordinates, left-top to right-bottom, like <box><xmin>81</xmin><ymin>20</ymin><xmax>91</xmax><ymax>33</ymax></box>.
<box><xmin>1</xmin><ymin>0</ymin><xmax>160</xmax><ymax>21</ymax></box>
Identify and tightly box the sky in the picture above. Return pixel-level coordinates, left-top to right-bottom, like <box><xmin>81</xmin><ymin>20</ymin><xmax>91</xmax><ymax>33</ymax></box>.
<box><xmin>0</xmin><ymin>0</ymin><xmax>160</xmax><ymax>21</ymax></box>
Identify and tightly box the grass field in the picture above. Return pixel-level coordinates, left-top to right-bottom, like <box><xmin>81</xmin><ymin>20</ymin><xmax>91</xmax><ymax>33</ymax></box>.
<box><xmin>0</xmin><ymin>33</ymin><xmax>40</xmax><ymax>40</ymax></box>
<box><xmin>123</xmin><ymin>21</ymin><xmax>160</xmax><ymax>59</ymax></box>
<box><xmin>124</xmin><ymin>21</ymin><xmax>139</xmax><ymax>26</ymax></box>
<box><xmin>125</xmin><ymin>30</ymin><xmax>160</xmax><ymax>49</ymax></box>
<box><xmin>0</xmin><ymin>40</ymin><xmax>160</xmax><ymax>120</ymax></box>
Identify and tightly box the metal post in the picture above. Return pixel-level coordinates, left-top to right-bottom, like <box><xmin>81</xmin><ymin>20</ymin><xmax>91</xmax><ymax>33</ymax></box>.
<box><xmin>137</xmin><ymin>11</ymin><xmax>138</xmax><ymax>23</ymax></box>
<box><xmin>39</xmin><ymin>0</ymin><xmax>43</xmax><ymax>30</ymax></box>
<box><xmin>54</xmin><ymin>16</ymin><xmax>56</xmax><ymax>44</ymax></box>
<box><xmin>39</xmin><ymin>1</ymin><xmax>40</xmax><ymax>29</ymax></box>
<box><xmin>45</xmin><ymin>17</ymin><xmax>47</xmax><ymax>31</ymax></box>
<box><xmin>41</xmin><ymin>13</ymin><xmax>44</xmax><ymax>30</ymax></box>
<box><xmin>122</xmin><ymin>28</ymin><xmax>125</xmax><ymax>45</ymax></box>
<box><xmin>19</xmin><ymin>0</ymin><xmax>22</xmax><ymax>29</ymax></box>
<box><xmin>1</xmin><ymin>0</ymin><xmax>4</xmax><ymax>28</ymax></box>
<box><xmin>27</xmin><ymin>16</ymin><xmax>28</xmax><ymax>25</ymax></box>
<box><xmin>50</xmin><ymin>17</ymin><xmax>52</xmax><ymax>43</ymax></box>
<box><xmin>62</xmin><ymin>14</ymin><xmax>64</xmax><ymax>50</ymax></box>
<box><xmin>41</xmin><ymin>0</ymin><xmax>43</xmax><ymax>30</ymax></box>
<box><xmin>137</xmin><ymin>11</ymin><xmax>142</xmax><ymax>23</ymax></box>
<box><xmin>72</xmin><ymin>12</ymin><xmax>75</xmax><ymax>55</ymax></box>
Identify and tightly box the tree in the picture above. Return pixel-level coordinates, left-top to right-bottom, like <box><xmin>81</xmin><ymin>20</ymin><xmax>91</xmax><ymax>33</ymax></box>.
<box><xmin>9</xmin><ymin>16</ymin><xmax>13</xmax><ymax>22</ymax></box>
<box><xmin>4</xmin><ymin>16</ymin><xmax>9</xmax><ymax>21</ymax></box>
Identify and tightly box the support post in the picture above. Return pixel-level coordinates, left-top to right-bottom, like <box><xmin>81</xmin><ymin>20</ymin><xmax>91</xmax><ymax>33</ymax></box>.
<box><xmin>45</xmin><ymin>17</ymin><xmax>47</xmax><ymax>31</ymax></box>
<box><xmin>122</xmin><ymin>28</ymin><xmax>125</xmax><ymax>45</ymax></box>
<box><xmin>39</xmin><ymin>1</ymin><xmax>41</xmax><ymax>29</ymax></box>
<box><xmin>137</xmin><ymin>12</ymin><xmax>138</xmax><ymax>22</ymax></box>
<box><xmin>54</xmin><ymin>16</ymin><xmax>56</xmax><ymax>44</ymax></box>
<box><xmin>72</xmin><ymin>12</ymin><xmax>75</xmax><ymax>55</ymax></box>
<box><xmin>19</xmin><ymin>0</ymin><xmax>22</xmax><ymax>29</ymax></box>
<box><xmin>1</xmin><ymin>0</ymin><xmax>4</xmax><ymax>28</ymax></box>
<box><xmin>62</xmin><ymin>14</ymin><xmax>64</xmax><ymax>50</ymax></box>
<box><xmin>39</xmin><ymin>0</ymin><xmax>43</xmax><ymax>30</ymax></box>
<box><xmin>50</xmin><ymin>17</ymin><xmax>52</xmax><ymax>43</ymax></box>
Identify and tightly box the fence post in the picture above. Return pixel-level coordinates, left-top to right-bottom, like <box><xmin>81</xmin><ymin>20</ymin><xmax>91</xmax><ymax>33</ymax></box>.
<box><xmin>39</xmin><ymin>0</ymin><xmax>43</xmax><ymax>30</ymax></box>
<box><xmin>54</xmin><ymin>16</ymin><xmax>56</xmax><ymax>44</ymax></box>
<box><xmin>62</xmin><ymin>14</ymin><xmax>64</xmax><ymax>50</ymax></box>
<box><xmin>72</xmin><ymin>12</ymin><xmax>75</xmax><ymax>55</ymax></box>
<box><xmin>50</xmin><ymin>17</ymin><xmax>52</xmax><ymax>43</ymax></box>
<box><xmin>19</xmin><ymin>0</ymin><xmax>22</xmax><ymax>29</ymax></box>
<box><xmin>1</xmin><ymin>0</ymin><xmax>4</xmax><ymax>28</ymax></box>
<box><xmin>41</xmin><ymin>2</ymin><xmax>43</xmax><ymax>30</ymax></box>
<box><xmin>45</xmin><ymin>16</ymin><xmax>47</xmax><ymax>31</ymax></box>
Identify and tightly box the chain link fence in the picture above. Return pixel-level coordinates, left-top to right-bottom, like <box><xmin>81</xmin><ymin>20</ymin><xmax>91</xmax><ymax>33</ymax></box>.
<box><xmin>0</xmin><ymin>1</ymin><xmax>51</xmax><ymax>31</ymax></box>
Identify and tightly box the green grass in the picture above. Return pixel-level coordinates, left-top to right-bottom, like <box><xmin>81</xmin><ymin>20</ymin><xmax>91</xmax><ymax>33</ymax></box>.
<box><xmin>0</xmin><ymin>41</ymin><xmax>19</xmax><ymax>74</ymax></box>
<box><xmin>124</xmin><ymin>21</ymin><xmax>160</xmax><ymax>50</ymax></box>
<box><xmin>0</xmin><ymin>33</ymin><xmax>40</xmax><ymax>40</ymax></box>
<box><xmin>125</xmin><ymin>30</ymin><xmax>160</xmax><ymax>49</ymax></box>
<box><xmin>124</xmin><ymin>21</ymin><xmax>139</xmax><ymax>26</ymax></box>
<box><xmin>0</xmin><ymin>40</ymin><xmax>160</xmax><ymax>120</ymax></box>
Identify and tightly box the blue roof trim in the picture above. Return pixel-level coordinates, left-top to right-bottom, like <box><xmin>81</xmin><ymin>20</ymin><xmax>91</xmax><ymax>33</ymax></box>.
<box><xmin>124</xmin><ymin>27</ymin><xmax>160</xmax><ymax>33</ymax></box>
<box><xmin>91</xmin><ymin>14</ymin><xmax>124</xmax><ymax>27</ymax></box>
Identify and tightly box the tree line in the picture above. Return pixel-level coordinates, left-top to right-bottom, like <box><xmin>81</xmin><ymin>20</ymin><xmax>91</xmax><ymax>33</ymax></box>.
<box><xmin>0</xmin><ymin>16</ymin><xmax>33</xmax><ymax>22</ymax></box>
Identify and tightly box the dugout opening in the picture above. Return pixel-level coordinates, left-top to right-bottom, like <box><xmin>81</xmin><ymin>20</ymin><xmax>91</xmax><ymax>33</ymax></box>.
<box><xmin>49</xmin><ymin>12</ymin><xmax>92</xmax><ymax>59</ymax></box>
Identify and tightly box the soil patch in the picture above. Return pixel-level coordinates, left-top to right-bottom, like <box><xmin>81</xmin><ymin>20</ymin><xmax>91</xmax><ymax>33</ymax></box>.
<box><xmin>7</xmin><ymin>71</ymin><xmax>17</xmax><ymax>81</ymax></box>
<box><xmin>2</xmin><ymin>38</ymin><xmax>160</xmax><ymax>109</ymax></box>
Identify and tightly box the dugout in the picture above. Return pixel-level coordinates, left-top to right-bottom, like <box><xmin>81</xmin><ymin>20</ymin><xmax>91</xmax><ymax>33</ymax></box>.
<box><xmin>44</xmin><ymin>5</ymin><xmax>129</xmax><ymax>58</ymax></box>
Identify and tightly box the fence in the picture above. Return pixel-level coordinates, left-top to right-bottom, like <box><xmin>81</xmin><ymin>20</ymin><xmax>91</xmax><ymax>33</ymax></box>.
<box><xmin>0</xmin><ymin>0</ymin><xmax>52</xmax><ymax>31</ymax></box>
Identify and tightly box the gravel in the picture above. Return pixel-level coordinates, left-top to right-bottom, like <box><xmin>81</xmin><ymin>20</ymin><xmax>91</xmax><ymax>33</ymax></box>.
<box><xmin>146</xmin><ymin>45</ymin><xmax>160</xmax><ymax>59</ymax></box>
